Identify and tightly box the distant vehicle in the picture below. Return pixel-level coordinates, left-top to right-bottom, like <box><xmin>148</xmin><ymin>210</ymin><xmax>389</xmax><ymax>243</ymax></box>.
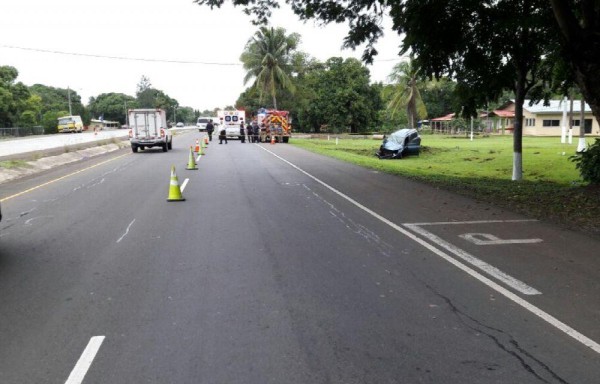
<box><xmin>176</xmin><ymin>122</ymin><xmax>184</xmax><ymax>127</ymax></box>
<box><xmin>57</xmin><ymin>115</ymin><xmax>83</xmax><ymax>133</ymax></box>
<box><xmin>376</xmin><ymin>128</ymin><xmax>421</xmax><ymax>159</ymax></box>
<box><xmin>197</xmin><ymin>117</ymin><xmax>212</xmax><ymax>131</ymax></box>
<box><xmin>218</xmin><ymin>110</ymin><xmax>246</xmax><ymax>139</ymax></box>
<box><xmin>128</xmin><ymin>108</ymin><xmax>173</xmax><ymax>153</ymax></box>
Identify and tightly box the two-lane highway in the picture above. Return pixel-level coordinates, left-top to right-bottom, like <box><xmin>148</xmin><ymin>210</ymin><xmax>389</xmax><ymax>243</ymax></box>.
<box><xmin>1</xmin><ymin>133</ymin><xmax>599</xmax><ymax>383</ymax></box>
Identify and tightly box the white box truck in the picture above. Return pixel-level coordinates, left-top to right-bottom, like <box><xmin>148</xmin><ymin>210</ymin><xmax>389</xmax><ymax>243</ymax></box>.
<box><xmin>128</xmin><ymin>109</ymin><xmax>173</xmax><ymax>153</ymax></box>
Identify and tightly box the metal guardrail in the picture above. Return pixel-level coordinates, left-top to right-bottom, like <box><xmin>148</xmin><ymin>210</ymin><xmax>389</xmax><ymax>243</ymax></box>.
<box><xmin>0</xmin><ymin>126</ymin><xmax>45</xmax><ymax>137</ymax></box>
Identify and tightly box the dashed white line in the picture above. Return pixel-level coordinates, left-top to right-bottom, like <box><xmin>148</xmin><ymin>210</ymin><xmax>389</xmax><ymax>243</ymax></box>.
<box><xmin>259</xmin><ymin>145</ymin><xmax>600</xmax><ymax>354</ymax></box>
<box><xmin>64</xmin><ymin>336</ymin><xmax>105</xmax><ymax>384</ymax></box>
<box><xmin>408</xmin><ymin>219</ymin><xmax>539</xmax><ymax>226</ymax></box>
<box><xmin>181</xmin><ymin>178</ymin><xmax>189</xmax><ymax>192</ymax></box>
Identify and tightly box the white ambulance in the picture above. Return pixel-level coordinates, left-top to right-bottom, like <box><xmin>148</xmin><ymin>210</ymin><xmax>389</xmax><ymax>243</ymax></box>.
<box><xmin>217</xmin><ymin>110</ymin><xmax>246</xmax><ymax>140</ymax></box>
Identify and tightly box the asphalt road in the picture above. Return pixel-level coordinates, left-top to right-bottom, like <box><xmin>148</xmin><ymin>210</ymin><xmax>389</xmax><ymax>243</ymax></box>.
<box><xmin>0</xmin><ymin>132</ymin><xmax>599</xmax><ymax>383</ymax></box>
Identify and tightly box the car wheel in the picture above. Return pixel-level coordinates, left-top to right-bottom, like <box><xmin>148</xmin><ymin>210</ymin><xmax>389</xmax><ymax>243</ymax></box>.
<box><xmin>132</xmin><ymin>145</ymin><xmax>138</xmax><ymax>153</ymax></box>
<box><xmin>168</xmin><ymin>139</ymin><xmax>173</xmax><ymax>150</ymax></box>
<box><xmin>163</xmin><ymin>143</ymin><xmax>168</xmax><ymax>152</ymax></box>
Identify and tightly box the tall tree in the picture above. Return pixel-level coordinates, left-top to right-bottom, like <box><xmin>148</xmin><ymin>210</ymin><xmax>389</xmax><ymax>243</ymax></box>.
<box><xmin>386</xmin><ymin>60</ymin><xmax>427</xmax><ymax>129</ymax></box>
<box><xmin>240</xmin><ymin>26</ymin><xmax>300</xmax><ymax>109</ymax></box>
<box><xmin>29</xmin><ymin>84</ymin><xmax>84</xmax><ymax>117</ymax></box>
<box><xmin>300</xmin><ymin>57</ymin><xmax>381</xmax><ymax>133</ymax></box>
<box><xmin>136</xmin><ymin>75</ymin><xmax>152</xmax><ymax>94</ymax></box>
<box><xmin>88</xmin><ymin>93</ymin><xmax>136</xmax><ymax>124</ymax></box>
<box><xmin>420</xmin><ymin>78</ymin><xmax>457</xmax><ymax>121</ymax></box>
<box><xmin>399</xmin><ymin>0</ymin><xmax>556</xmax><ymax>180</ymax></box>
<box><xmin>0</xmin><ymin>65</ymin><xmax>31</xmax><ymax>127</ymax></box>
<box><xmin>550</xmin><ymin>1</ymin><xmax>600</xmax><ymax>126</ymax></box>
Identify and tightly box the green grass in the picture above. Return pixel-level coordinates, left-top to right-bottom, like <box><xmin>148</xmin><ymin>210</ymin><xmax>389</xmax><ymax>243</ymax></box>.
<box><xmin>0</xmin><ymin>160</ymin><xmax>31</xmax><ymax>169</ymax></box>
<box><xmin>291</xmin><ymin>135</ymin><xmax>600</xmax><ymax>236</ymax></box>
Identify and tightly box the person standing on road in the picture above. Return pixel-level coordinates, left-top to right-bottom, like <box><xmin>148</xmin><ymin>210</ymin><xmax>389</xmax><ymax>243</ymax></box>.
<box><xmin>251</xmin><ymin>120</ymin><xmax>259</xmax><ymax>143</ymax></box>
<box><xmin>239</xmin><ymin>120</ymin><xmax>246</xmax><ymax>143</ymax></box>
<box><xmin>206</xmin><ymin>119</ymin><xmax>215</xmax><ymax>142</ymax></box>
<box><xmin>218</xmin><ymin>127</ymin><xmax>227</xmax><ymax>144</ymax></box>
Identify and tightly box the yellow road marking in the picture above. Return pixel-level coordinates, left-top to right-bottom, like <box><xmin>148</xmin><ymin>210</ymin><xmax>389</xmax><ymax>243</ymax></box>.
<box><xmin>0</xmin><ymin>153</ymin><xmax>130</xmax><ymax>202</ymax></box>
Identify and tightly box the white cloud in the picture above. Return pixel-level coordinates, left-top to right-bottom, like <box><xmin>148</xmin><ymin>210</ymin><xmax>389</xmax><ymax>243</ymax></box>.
<box><xmin>1</xmin><ymin>0</ymin><xmax>404</xmax><ymax>110</ymax></box>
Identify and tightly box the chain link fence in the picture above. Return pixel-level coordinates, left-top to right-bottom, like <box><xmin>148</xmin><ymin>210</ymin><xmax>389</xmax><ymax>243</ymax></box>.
<box><xmin>0</xmin><ymin>126</ymin><xmax>45</xmax><ymax>137</ymax></box>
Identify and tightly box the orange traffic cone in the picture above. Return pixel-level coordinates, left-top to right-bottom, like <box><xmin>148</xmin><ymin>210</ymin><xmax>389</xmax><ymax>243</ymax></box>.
<box><xmin>194</xmin><ymin>139</ymin><xmax>200</xmax><ymax>152</ymax></box>
<box><xmin>270</xmin><ymin>135</ymin><xmax>276</xmax><ymax>145</ymax></box>
<box><xmin>167</xmin><ymin>166</ymin><xmax>185</xmax><ymax>201</ymax></box>
<box><xmin>204</xmin><ymin>136</ymin><xmax>209</xmax><ymax>145</ymax></box>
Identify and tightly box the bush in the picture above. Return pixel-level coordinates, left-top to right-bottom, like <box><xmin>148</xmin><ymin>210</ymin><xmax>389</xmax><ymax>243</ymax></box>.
<box><xmin>571</xmin><ymin>138</ymin><xmax>600</xmax><ymax>184</ymax></box>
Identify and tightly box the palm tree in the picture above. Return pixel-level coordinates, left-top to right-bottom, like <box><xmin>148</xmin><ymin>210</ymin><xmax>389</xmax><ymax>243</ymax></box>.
<box><xmin>386</xmin><ymin>60</ymin><xmax>427</xmax><ymax>129</ymax></box>
<box><xmin>240</xmin><ymin>27</ymin><xmax>300</xmax><ymax>109</ymax></box>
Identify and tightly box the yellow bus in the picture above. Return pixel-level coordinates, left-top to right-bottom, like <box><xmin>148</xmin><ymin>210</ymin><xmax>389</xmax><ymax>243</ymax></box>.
<box><xmin>57</xmin><ymin>115</ymin><xmax>83</xmax><ymax>133</ymax></box>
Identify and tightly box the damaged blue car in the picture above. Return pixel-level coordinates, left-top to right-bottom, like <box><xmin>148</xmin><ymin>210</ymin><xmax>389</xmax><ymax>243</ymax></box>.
<box><xmin>376</xmin><ymin>128</ymin><xmax>421</xmax><ymax>159</ymax></box>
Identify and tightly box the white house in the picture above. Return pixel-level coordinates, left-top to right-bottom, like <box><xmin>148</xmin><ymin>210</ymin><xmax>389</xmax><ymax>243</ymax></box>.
<box><xmin>490</xmin><ymin>99</ymin><xmax>600</xmax><ymax>136</ymax></box>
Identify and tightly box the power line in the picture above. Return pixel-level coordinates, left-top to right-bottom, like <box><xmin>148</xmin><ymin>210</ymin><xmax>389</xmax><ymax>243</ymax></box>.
<box><xmin>0</xmin><ymin>44</ymin><xmax>242</xmax><ymax>66</ymax></box>
<box><xmin>1</xmin><ymin>44</ymin><xmax>405</xmax><ymax>65</ymax></box>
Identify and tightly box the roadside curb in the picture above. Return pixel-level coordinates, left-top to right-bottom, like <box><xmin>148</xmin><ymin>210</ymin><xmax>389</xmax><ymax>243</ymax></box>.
<box><xmin>0</xmin><ymin>140</ymin><xmax>129</xmax><ymax>185</ymax></box>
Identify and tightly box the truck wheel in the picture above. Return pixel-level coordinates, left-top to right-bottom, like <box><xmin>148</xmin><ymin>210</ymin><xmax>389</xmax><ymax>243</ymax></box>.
<box><xmin>132</xmin><ymin>145</ymin><xmax>138</xmax><ymax>153</ymax></box>
<box><xmin>168</xmin><ymin>139</ymin><xmax>173</xmax><ymax>150</ymax></box>
<box><xmin>282</xmin><ymin>137</ymin><xmax>289</xmax><ymax>143</ymax></box>
<box><xmin>163</xmin><ymin>143</ymin><xmax>168</xmax><ymax>152</ymax></box>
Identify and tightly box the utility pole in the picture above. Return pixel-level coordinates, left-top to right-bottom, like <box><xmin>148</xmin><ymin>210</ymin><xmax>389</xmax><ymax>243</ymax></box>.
<box><xmin>68</xmin><ymin>87</ymin><xmax>72</xmax><ymax>115</ymax></box>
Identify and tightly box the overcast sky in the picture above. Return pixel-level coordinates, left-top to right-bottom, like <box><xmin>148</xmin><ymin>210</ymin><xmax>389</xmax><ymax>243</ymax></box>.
<box><xmin>1</xmin><ymin>0</ymin><xmax>405</xmax><ymax>111</ymax></box>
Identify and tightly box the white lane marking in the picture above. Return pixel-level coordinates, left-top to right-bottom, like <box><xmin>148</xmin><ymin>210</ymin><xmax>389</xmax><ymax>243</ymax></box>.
<box><xmin>23</xmin><ymin>215</ymin><xmax>53</xmax><ymax>226</ymax></box>
<box><xmin>196</xmin><ymin>155</ymin><xmax>201</xmax><ymax>162</ymax></box>
<box><xmin>181</xmin><ymin>178</ymin><xmax>189</xmax><ymax>192</ymax></box>
<box><xmin>65</xmin><ymin>336</ymin><xmax>105</xmax><ymax>384</ymax></box>
<box><xmin>258</xmin><ymin>146</ymin><xmax>600</xmax><ymax>354</ymax></box>
<box><xmin>116</xmin><ymin>219</ymin><xmax>136</xmax><ymax>243</ymax></box>
<box><xmin>405</xmin><ymin>224</ymin><xmax>541</xmax><ymax>295</ymax></box>
<box><xmin>408</xmin><ymin>219</ymin><xmax>538</xmax><ymax>226</ymax></box>
<box><xmin>87</xmin><ymin>178</ymin><xmax>106</xmax><ymax>189</ymax></box>
<box><xmin>0</xmin><ymin>153</ymin><xmax>130</xmax><ymax>203</ymax></box>
<box><xmin>460</xmin><ymin>233</ymin><xmax>543</xmax><ymax>245</ymax></box>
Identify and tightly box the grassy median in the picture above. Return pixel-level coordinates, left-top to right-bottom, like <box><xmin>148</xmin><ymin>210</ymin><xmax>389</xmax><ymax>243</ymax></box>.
<box><xmin>291</xmin><ymin>134</ymin><xmax>600</xmax><ymax>237</ymax></box>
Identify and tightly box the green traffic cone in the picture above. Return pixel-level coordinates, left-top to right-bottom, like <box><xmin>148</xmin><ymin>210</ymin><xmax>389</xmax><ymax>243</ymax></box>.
<box><xmin>167</xmin><ymin>166</ymin><xmax>185</xmax><ymax>201</ymax></box>
<box><xmin>186</xmin><ymin>146</ymin><xmax>198</xmax><ymax>170</ymax></box>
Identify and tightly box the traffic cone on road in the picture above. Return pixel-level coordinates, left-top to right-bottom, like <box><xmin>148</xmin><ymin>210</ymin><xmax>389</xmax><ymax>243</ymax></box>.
<box><xmin>167</xmin><ymin>166</ymin><xmax>185</xmax><ymax>201</ymax></box>
<box><xmin>186</xmin><ymin>146</ymin><xmax>198</xmax><ymax>170</ymax></box>
<box><xmin>270</xmin><ymin>135</ymin><xmax>276</xmax><ymax>145</ymax></box>
<box><xmin>204</xmin><ymin>136</ymin><xmax>209</xmax><ymax>146</ymax></box>
<box><xmin>194</xmin><ymin>139</ymin><xmax>200</xmax><ymax>152</ymax></box>
<box><xmin>199</xmin><ymin>140</ymin><xmax>206</xmax><ymax>155</ymax></box>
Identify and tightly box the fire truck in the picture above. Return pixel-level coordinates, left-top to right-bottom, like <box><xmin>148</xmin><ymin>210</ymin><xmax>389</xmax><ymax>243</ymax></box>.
<box><xmin>256</xmin><ymin>109</ymin><xmax>292</xmax><ymax>143</ymax></box>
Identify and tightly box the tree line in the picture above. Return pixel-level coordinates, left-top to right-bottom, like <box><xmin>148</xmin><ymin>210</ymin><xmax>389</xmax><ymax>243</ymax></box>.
<box><xmin>0</xmin><ymin>70</ymin><xmax>205</xmax><ymax>133</ymax></box>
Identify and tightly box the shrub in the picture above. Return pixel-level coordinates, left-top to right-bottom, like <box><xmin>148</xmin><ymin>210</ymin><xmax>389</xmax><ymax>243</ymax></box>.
<box><xmin>571</xmin><ymin>138</ymin><xmax>600</xmax><ymax>184</ymax></box>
